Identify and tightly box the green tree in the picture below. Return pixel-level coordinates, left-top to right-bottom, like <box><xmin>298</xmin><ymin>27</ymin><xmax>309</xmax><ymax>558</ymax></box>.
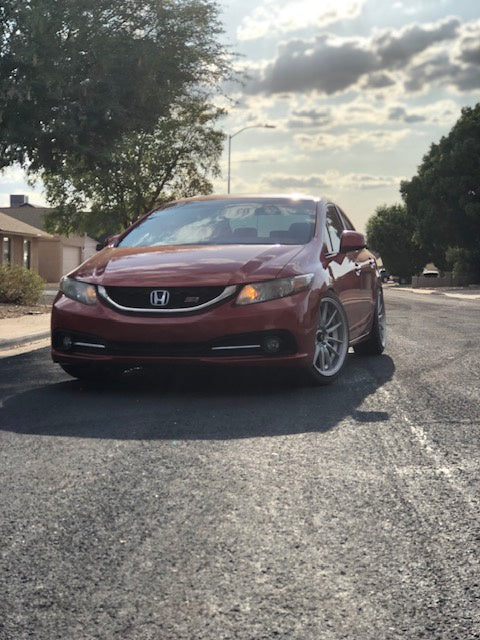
<box><xmin>401</xmin><ymin>104</ymin><xmax>480</xmax><ymax>280</ymax></box>
<box><xmin>366</xmin><ymin>204</ymin><xmax>425</xmax><ymax>282</ymax></box>
<box><xmin>42</xmin><ymin>97</ymin><xmax>225</xmax><ymax>237</ymax></box>
<box><xmin>0</xmin><ymin>0</ymin><xmax>229</xmax><ymax>172</ymax></box>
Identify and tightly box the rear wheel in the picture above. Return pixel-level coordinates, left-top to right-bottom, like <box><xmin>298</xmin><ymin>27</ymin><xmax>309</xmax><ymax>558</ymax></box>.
<box><xmin>304</xmin><ymin>292</ymin><xmax>349</xmax><ymax>385</ymax></box>
<box><xmin>353</xmin><ymin>289</ymin><xmax>386</xmax><ymax>355</ymax></box>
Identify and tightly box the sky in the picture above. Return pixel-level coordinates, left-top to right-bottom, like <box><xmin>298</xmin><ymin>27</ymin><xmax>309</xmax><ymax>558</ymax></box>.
<box><xmin>1</xmin><ymin>0</ymin><xmax>480</xmax><ymax>231</ymax></box>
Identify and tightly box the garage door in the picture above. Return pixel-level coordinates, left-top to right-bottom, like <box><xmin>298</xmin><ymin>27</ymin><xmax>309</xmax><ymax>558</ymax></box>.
<box><xmin>62</xmin><ymin>246</ymin><xmax>82</xmax><ymax>276</ymax></box>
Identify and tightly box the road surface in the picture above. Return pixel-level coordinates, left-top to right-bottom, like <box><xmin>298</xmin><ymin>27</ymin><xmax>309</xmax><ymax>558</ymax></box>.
<box><xmin>1</xmin><ymin>288</ymin><xmax>479</xmax><ymax>639</ymax></box>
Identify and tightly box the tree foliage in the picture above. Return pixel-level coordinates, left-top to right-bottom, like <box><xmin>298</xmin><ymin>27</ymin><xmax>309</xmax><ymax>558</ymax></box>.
<box><xmin>401</xmin><ymin>103</ymin><xmax>480</xmax><ymax>279</ymax></box>
<box><xmin>0</xmin><ymin>0</ymin><xmax>229</xmax><ymax>172</ymax></box>
<box><xmin>366</xmin><ymin>204</ymin><xmax>425</xmax><ymax>282</ymax></box>
<box><xmin>42</xmin><ymin>97</ymin><xmax>225</xmax><ymax>237</ymax></box>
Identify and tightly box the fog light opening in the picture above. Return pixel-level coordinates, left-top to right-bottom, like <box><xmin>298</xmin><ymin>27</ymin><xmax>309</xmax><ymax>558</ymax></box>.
<box><xmin>61</xmin><ymin>334</ymin><xmax>73</xmax><ymax>351</ymax></box>
<box><xmin>263</xmin><ymin>336</ymin><xmax>282</xmax><ymax>354</ymax></box>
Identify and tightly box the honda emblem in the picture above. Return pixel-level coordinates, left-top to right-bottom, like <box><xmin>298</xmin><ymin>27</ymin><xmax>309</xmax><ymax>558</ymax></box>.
<box><xmin>150</xmin><ymin>289</ymin><xmax>170</xmax><ymax>307</ymax></box>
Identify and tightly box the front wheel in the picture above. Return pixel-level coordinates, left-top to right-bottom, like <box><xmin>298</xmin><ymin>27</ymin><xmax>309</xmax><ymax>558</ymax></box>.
<box><xmin>304</xmin><ymin>292</ymin><xmax>349</xmax><ymax>385</ymax></box>
<box><xmin>353</xmin><ymin>289</ymin><xmax>386</xmax><ymax>356</ymax></box>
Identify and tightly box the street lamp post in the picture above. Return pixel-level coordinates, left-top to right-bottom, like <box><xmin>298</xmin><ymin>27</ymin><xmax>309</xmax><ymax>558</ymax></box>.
<box><xmin>227</xmin><ymin>124</ymin><xmax>276</xmax><ymax>194</ymax></box>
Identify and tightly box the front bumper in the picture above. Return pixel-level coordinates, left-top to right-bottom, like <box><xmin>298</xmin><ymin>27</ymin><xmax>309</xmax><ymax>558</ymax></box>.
<box><xmin>51</xmin><ymin>289</ymin><xmax>319</xmax><ymax>368</ymax></box>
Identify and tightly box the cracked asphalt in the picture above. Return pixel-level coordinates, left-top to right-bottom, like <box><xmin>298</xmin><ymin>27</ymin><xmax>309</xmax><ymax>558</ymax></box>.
<box><xmin>1</xmin><ymin>288</ymin><xmax>479</xmax><ymax>639</ymax></box>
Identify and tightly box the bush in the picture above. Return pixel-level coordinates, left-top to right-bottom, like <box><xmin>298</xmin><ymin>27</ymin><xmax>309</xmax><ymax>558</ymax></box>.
<box><xmin>445</xmin><ymin>247</ymin><xmax>480</xmax><ymax>283</ymax></box>
<box><xmin>0</xmin><ymin>264</ymin><xmax>45</xmax><ymax>305</ymax></box>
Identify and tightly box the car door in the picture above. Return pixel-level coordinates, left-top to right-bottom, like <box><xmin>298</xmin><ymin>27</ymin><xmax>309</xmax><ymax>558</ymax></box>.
<box><xmin>336</xmin><ymin>206</ymin><xmax>376</xmax><ymax>336</ymax></box>
<box><xmin>323</xmin><ymin>204</ymin><xmax>365</xmax><ymax>340</ymax></box>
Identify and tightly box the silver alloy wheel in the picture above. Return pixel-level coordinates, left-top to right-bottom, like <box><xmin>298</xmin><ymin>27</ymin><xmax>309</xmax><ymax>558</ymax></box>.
<box><xmin>377</xmin><ymin>289</ymin><xmax>387</xmax><ymax>348</ymax></box>
<box><xmin>313</xmin><ymin>295</ymin><xmax>349</xmax><ymax>377</ymax></box>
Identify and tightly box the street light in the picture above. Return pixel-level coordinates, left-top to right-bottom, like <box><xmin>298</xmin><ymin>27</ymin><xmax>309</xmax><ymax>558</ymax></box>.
<box><xmin>227</xmin><ymin>124</ymin><xmax>276</xmax><ymax>194</ymax></box>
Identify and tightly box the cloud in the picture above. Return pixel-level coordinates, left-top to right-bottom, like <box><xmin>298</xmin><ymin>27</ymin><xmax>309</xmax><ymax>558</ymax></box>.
<box><xmin>244</xmin><ymin>16</ymin><xmax>476</xmax><ymax>97</ymax></box>
<box><xmin>0</xmin><ymin>166</ymin><xmax>47</xmax><ymax>207</ymax></box>
<box><xmin>404</xmin><ymin>51</ymin><xmax>480</xmax><ymax>93</ymax></box>
<box><xmin>295</xmin><ymin>127</ymin><xmax>410</xmax><ymax>151</ymax></box>
<box><xmin>260</xmin><ymin>171</ymin><xmax>402</xmax><ymax>192</ymax></box>
<box><xmin>308</xmin><ymin>99</ymin><xmax>457</xmax><ymax>130</ymax></box>
<box><xmin>362</xmin><ymin>72</ymin><xmax>396</xmax><ymax>89</ymax></box>
<box><xmin>0</xmin><ymin>166</ymin><xmax>27</xmax><ymax>184</ymax></box>
<box><xmin>237</xmin><ymin>0</ymin><xmax>366</xmax><ymax>42</ymax></box>
<box><xmin>228</xmin><ymin>92</ymin><xmax>460</xmax><ymax>143</ymax></box>
<box><xmin>261</xmin><ymin>174</ymin><xmax>329</xmax><ymax>191</ymax></box>
<box><xmin>388</xmin><ymin>106</ymin><xmax>426</xmax><ymax>123</ymax></box>
<box><xmin>374</xmin><ymin>16</ymin><xmax>460</xmax><ymax>69</ymax></box>
<box><xmin>451</xmin><ymin>65</ymin><xmax>480</xmax><ymax>92</ymax></box>
<box><xmin>248</xmin><ymin>35</ymin><xmax>378</xmax><ymax>95</ymax></box>
<box><xmin>287</xmin><ymin>108</ymin><xmax>333</xmax><ymax>129</ymax></box>
<box><xmin>460</xmin><ymin>42</ymin><xmax>480</xmax><ymax>65</ymax></box>
<box><xmin>228</xmin><ymin>147</ymin><xmax>281</xmax><ymax>165</ymax></box>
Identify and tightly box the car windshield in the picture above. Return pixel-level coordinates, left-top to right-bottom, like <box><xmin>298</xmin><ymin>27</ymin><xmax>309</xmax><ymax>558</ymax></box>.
<box><xmin>118</xmin><ymin>198</ymin><xmax>317</xmax><ymax>247</ymax></box>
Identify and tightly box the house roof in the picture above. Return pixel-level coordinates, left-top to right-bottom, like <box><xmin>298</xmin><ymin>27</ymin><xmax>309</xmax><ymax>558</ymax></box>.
<box><xmin>0</xmin><ymin>211</ymin><xmax>54</xmax><ymax>239</ymax></box>
<box><xmin>1</xmin><ymin>206</ymin><xmax>98</xmax><ymax>243</ymax></box>
<box><xmin>0</xmin><ymin>206</ymin><xmax>50</xmax><ymax>231</ymax></box>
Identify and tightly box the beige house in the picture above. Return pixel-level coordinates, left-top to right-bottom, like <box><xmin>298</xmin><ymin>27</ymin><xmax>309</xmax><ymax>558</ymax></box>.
<box><xmin>0</xmin><ymin>211</ymin><xmax>55</xmax><ymax>274</ymax></box>
<box><xmin>0</xmin><ymin>196</ymin><xmax>98</xmax><ymax>282</ymax></box>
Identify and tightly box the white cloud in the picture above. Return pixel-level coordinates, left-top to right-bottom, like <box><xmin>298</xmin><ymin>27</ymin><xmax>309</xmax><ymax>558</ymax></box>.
<box><xmin>217</xmin><ymin>2</ymin><xmax>479</xmax><ymax>228</ymax></box>
<box><xmin>0</xmin><ymin>166</ymin><xmax>47</xmax><ymax>207</ymax></box>
<box><xmin>0</xmin><ymin>166</ymin><xmax>27</xmax><ymax>184</ymax></box>
<box><xmin>228</xmin><ymin>147</ymin><xmax>281</xmax><ymax>165</ymax></box>
<box><xmin>282</xmin><ymin>97</ymin><xmax>460</xmax><ymax>130</ymax></box>
<box><xmin>393</xmin><ymin>0</ymin><xmax>452</xmax><ymax>16</ymax></box>
<box><xmin>295</xmin><ymin>127</ymin><xmax>410</xmax><ymax>151</ymax></box>
<box><xmin>237</xmin><ymin>0</ymin><xmax>366</xmax><ymax>42</ymax></box>
<box><xmin>213</xmin><ymin>169</ymin><xmax>402</xmax><ymax>200</ymax></box>
<box><xmin>258</xmin><ymin>170</ymin><xmax>402</xmax><ymax>191</ymax></box>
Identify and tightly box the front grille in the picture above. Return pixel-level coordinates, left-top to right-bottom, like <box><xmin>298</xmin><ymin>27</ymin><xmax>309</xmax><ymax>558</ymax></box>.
<box><xmin>104</xmin><ymin>285</ymin><xmax>226</xmax><ymax>310</ymax></box>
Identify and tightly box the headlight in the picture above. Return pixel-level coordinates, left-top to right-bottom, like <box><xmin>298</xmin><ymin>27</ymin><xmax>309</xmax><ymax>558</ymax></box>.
<box><xmin>236</xmin><ymin>273</ymin><xmax>313</xmax><ymax>306</ymax></box>
<box><xmin>60</xmin><ymin>276</ymin><xmax>97</xmax><ymax>305</ymax></box>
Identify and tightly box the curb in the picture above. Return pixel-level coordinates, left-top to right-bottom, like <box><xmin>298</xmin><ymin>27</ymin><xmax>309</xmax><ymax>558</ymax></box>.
<box><xmin>0</xmin><ymin>331</ymin><xmax>51</xmax><ymax>350</ymax></box>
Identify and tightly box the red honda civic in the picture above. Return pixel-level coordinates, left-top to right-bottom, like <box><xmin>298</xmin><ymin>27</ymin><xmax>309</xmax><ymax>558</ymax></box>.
<box><xmin>51</xmin><ymin>195</ymin><xmax>386</xmax><ymax>385</ymax></box>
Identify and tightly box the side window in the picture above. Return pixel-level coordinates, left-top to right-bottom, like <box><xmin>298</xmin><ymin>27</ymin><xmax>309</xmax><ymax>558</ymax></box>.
<box><xmin>325</xmin><ymin>205</ymin><xmax>345</xmax><ymax>253</ymax></box>
<box><xmin>336</xmin><ymin>206</ymin><xmax>355</xmax><ymax>231</ymax></box>
<box><xmin>2</xmin><ymin>237</ymin><xmax>11</xmax><ymax>264</ymax></box>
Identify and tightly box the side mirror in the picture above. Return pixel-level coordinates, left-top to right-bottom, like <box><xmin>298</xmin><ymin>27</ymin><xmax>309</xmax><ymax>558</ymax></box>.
<box><xmin>107</xmin><ymin>234</ymin><xmax>120</xmax><ymax>247</ymax></box>
<box><xmin>96</xmin><ymin>234</ymin><xmax>120</xmax><ymax>251</ymax></box>
<box><xmin>339</xmin><ymin>230</ymin><xmax>366</xmax><ymax>253</ymax></box>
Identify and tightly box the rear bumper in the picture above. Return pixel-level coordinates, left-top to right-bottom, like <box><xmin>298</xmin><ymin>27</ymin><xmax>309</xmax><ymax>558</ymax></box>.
<box><xmin>51</xmin><ymin>290</ymin><xmax>319</xmax><ymax>368</ymax></box>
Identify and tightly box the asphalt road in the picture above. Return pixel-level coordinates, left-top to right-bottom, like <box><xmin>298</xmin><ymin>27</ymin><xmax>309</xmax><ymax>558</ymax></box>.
<box><xmin>1</xmin><ymin>288</ymin><xmax>479</xmax><ymax>640</ymax></box>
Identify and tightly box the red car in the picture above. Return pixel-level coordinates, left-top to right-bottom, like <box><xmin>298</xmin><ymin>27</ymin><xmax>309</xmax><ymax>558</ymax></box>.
<box><xmin>51</xmin><ymin>195</ymin><xmax>386</xmax><ymax>385</ymax></box>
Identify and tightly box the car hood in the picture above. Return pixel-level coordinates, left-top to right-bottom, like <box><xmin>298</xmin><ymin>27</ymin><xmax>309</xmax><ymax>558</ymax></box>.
<box><xmin>71</xmin><ymin>244</ymin><xmax>307</xmax><ymax>287</ymax></box>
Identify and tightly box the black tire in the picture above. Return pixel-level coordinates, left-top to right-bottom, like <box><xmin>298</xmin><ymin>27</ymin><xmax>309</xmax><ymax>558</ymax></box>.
<box><xmin>304</xmin><ymin>292</ymin><xmax>350</xmax><ymax>385</ymax></box>
<box><xmin>353</xmin><ymin>289</ymin><xmax>386</xmax><ymax>356</ymax></box>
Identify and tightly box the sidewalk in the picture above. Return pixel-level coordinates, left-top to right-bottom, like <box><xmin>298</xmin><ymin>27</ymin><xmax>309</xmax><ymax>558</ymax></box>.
<box><xmin>0</xmin><ymin>312</ymin><xmax>51</xmax><ymax>350</ymax></box>
<box><xmin>0</xmin><ymin>286</ymin><xmax>55</xmax><ymax>352</ymax></box>
<box><xmin>386</xmin><ymin>283</ymin><xmax>480</xmax><ymax>299</ymax></box>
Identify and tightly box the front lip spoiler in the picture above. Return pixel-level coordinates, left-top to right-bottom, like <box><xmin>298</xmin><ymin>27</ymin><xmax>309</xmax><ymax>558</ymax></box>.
<box><xmin>97</xmin><ymin>284</ymin><xmax>238</xmax><ymax>314</ymax></box>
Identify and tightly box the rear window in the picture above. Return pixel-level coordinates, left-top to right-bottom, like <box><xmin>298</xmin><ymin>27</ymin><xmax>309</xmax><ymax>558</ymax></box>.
<box><xmin>118</xmin><ymin>198</ymin><xmax>316</xmax><ymax>248</ymax></box>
